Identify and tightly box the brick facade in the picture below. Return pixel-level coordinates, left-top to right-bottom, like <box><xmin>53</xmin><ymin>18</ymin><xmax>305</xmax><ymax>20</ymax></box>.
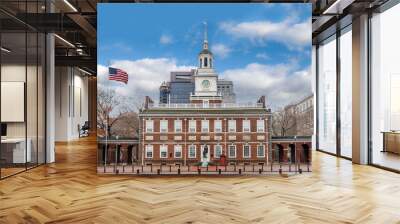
<box><xmin>139</xmin><ymin>111</ymin><xmax>271</xmax><ymax>165</ymax></box>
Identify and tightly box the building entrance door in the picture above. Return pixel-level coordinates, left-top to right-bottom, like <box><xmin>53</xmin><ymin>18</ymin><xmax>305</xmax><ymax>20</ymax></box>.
<box><xmin>201</xmin><ymin>145</ymin><xmax>210</xmax><ymax>163</ymax></box>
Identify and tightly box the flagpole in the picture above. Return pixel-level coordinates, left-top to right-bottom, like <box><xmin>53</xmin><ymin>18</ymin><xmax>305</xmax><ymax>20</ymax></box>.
<box><xmin>106</xmin><ymin>60</ymin><xmax>110</xmax><ymax>140</ymax></box>
<box><xmin>103</xmin><ymin>60</ymin><xmax>111</xmax><ymax>170</ymax></box>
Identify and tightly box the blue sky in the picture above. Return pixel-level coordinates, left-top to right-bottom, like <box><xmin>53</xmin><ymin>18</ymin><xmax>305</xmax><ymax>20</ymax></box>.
<box><xmin>98</xmin><ymin>3</ymin><xmax>312</xmax><ymax>108</ymax></box>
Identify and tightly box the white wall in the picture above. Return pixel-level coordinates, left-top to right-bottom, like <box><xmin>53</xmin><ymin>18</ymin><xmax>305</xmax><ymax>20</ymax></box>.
<box><xmin>1</xmin><ymin>65</ymin><xmax>36</xmax><ymax>138</ymax></box>
<box><xmin>1</xmin><ymin>63</ymin><xmax>46</xmax><ymax>164</ymax></box>
<box><xmin>54</xmin><ymin>67</ymin><xmax>89</xmax><ymax>141</ymax></box>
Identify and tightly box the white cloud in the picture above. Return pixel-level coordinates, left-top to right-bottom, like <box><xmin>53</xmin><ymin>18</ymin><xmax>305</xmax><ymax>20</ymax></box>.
<box><xmin>100</xmin><ymin>42</ymin><xmax>133</xmax><ymax>54</ymax></box>
<box><xmin>256</xmin><ymin>53</ymin><xmax>269</xmax><ymax>60</ymax></box>
<box><xmin>219</xmin><ymin>18</ymin><xmax>311</xmax><ymax>49</ymax></box>
<box><xmin>98</xmin><ymin>58</ymin><xmax>194</xmax><ymax>107</ymax></box>
<box><xmin>211</xmin><ymin>43</ymin><xmax>232</xmax><ymax>58</ymax></box>
<box><xmin>160</xmin><ymin>34</ymin><xmax>173</xmax><ymax>45</ymax></box>
<box><xmin>220</xmin><ymin>62</ymin><xmax>311</xmax><ymax>108</ymax></box>
<box><xmin>98</xmin><ymin>58</ymin><xmax>311</xmax><ymax>110</ymax></box>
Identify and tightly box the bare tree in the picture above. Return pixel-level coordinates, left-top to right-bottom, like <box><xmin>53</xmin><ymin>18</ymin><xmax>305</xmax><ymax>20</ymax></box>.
<box><xmin>97</xmin><ymin>88</ymin><xmax>118</xmax><ymax>137</ymax></box>
<box><xmin>296</xmin><ymin>108</ymin><xmax>313</xmax><ymax>136</ymax></box>
<box><xmin>111</xmin><ymin>111</ymin><xmax>139</xmax><ymax>138</ymax></box>
<box><xmin>97</xmin><ymin>88</ymin><xmax>139</xmax><ymax>138</ymax></box>
<box><xmin>272</xmin><ymin>106</ymin><xmax>297</xmax><ymax>136</ymax></box>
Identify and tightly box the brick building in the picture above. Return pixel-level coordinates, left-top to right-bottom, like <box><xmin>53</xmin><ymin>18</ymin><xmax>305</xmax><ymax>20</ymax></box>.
<box><xmin>294</xmin><ymin>94</ymin><xmax>313</xmax><ymax>136</ymax></box>
<box><xmin>139</xmin><ymin>96</ymin><xmax>271</xmax><ymax>165</ymax></box>
<box><xmin>272</xmin><ymin>94</ymin><xmax>314</xmax><ymax>137</ymax></box>
<box><xmin>139</xmin><ymin>25</ymin><xmax>272</xmax><ymax>166</ymax></box>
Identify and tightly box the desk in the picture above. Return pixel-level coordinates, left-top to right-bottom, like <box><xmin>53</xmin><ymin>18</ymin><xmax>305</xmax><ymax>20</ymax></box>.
<box><xmin>382</xmin><ymin>132</ymin><xmax>400</xmax><ymax>154</ymax></box>
<box><xmin>1</xmin><ymin>138</ymin><xmax>31</xmax><ymax>163</ymax></box>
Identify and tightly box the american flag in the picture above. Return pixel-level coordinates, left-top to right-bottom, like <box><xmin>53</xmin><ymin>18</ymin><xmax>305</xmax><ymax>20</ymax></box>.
<box><xmin>108</xmin><ymin>67</ymin><xmax>128</xmax><ymax>84</ymax></box>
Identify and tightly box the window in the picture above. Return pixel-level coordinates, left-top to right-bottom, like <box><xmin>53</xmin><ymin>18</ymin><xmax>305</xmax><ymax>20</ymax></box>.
<box><xmin>318</xmin><ymin>35</ymin><xmax>337</xmax><ymax>154</ymax></box>
<box><xmin>243</xmin><ymin>120</ymin><xmax>250</xmax><ymax>133</ymax></box>
<box><xmin>228</xmin><ymin>145</ymin><xmax>236</xmax><ymax>158</ymax></box>
<box><xmin>257</xmin><ymin>145</ymin><xmax>265</xmax><ymax>158</ymax></box>
<box><xmin>160</xmin><ymin>145</ymin><xmax>168</xmax><ymax>158</ymax></box>
<box><xmin>210</xmin><ymin>58</ymin><xmax>212</xmax><ymax>67</ymax></box>
<box><xmin>200</xmin><ymin>58</ymin><xmax>202</xmax><ymax>67</ymax></box>
<box><xmin>228</xmin><ymin>120</ymin><xmax>236</xmax><ymax>132</ymax></box>
<box><xmin>160</xmin><ymin>120</ymin><xmax>168</xmax><ymax>133</ymax></box>
<box><xmin>201</xmin><ymin>120</ymin><xmax>209</xmax><ymax>132</ymax></box>
<box><xmin>174</xmin><ymin>145</ymin><xmax>182</xmax><ymax>158</ymax></box>
<box><xmin>188</xmin><ymin>145</ymin><xmax>196</xmax><ymax>158</ymax></box>
<box><xmin>189</xmin><ymin>120</ymin><xmax>196</xmax><ymax>133</ymax></box>
<box><xmin>257</xmin><ymin>120</ymin><xmax>265</xmax><ymax>132</ymax></box>
<box><xmin>340</xmin><ymin>27</ymin><xmax>352</xmax><ymax>158</ymax></box>
<box><xmin>145</xmin><ymin>145</ymin><xmax>153</xmax><ymax>158</ymax></box>
<box><xmin>214</xmin><ymin>120</ymin><xmax>222</xmax><ymax>133</ymax></box>
<box><xmin>0</xmin><ymin>11</ymin><xmax>47</xmax><ymax>176</ymax></box>
<box><xmin>371</xmin><ymin>5</ymin><xmax>400</xmax><ymax>170</ymax></box>
<box><xmin>243</xmin><ymin>145</ymin><xmax>251</xmax><ymax>158</ymax></box>
<box><xmin>215</xmin><ymin>145</ymin><xmax>222</xmax><ymax>158</ymax></box>
<box><xmin>145</xmin><ymin>120</ymin><xmax>154</xmax><ymax>133</ymax></box>
<box><xmin>204</xmin><ymin>57</ymin><xmax>208</xmax><ymax>67</ymax></box>
<box><xmin>174</xmin><ymin>120</ymin><xmax>182</xmax><ymax>133</ymax></box>
<box><xmin>203</xmin><ymin>100</ymin><xmax>209</xmax><ymax>108</ymax></box>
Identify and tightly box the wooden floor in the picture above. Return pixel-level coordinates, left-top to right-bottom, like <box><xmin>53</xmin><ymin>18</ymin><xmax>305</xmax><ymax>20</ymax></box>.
<box><xmin>1</xmin><ymin>137</ymin><xmax>400</xmax><ymax>224</ymax></box>
<box><xmin>372</xmin><ymin>150</ymin><xmax>400</xmax><ymax>171</ymax></box>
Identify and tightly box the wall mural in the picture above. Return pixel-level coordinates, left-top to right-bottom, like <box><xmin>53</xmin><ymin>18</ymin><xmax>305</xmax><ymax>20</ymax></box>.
<box><xmin>97</xmin><ymin>3</ymin><xmax>313</xmax><ymax>175</ymax></box>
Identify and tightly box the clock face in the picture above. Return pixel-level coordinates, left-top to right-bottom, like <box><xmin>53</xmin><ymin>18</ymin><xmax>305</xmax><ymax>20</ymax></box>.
<box><xmin>202</xmin><ymin>80</ymin><xmax>210</xmax><ymax>88</ymax></box>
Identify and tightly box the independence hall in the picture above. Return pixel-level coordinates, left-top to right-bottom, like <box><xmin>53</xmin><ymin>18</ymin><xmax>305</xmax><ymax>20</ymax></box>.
<box><xmin>138</xmin><ymin>29</ymin><xmax>272</xmax><ymax>166</ymax></box>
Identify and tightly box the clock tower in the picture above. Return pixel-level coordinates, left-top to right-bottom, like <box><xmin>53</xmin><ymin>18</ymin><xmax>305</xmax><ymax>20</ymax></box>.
<box><xmin>190</xmin><ymin>22</ymin><xmax>222</xmax><ymax>104</ymax></box>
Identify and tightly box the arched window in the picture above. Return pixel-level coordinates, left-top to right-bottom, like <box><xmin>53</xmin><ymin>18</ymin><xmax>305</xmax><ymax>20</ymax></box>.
<box><xmin>204</xmin><ymin>57</ymin><xmax>208</xmax><ymax>67</ymax></box>
<box><xmin>200</xmin><ymin>58</ymin><xmax>202</xmax><ymax>67</ymax></box>
<box><xmin>210</xmin><ymin>58</ymin><xmax>212</xmax><ymax>67</ymax></box>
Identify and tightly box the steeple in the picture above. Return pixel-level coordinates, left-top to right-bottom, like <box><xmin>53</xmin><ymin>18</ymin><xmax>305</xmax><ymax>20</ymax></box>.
<box><xmin>198</xmin><ymin>21</ymin><xmax>213</xmax><ymax>69</ymax></box>
<box><xmin>203</xmin><ymin>22</ymin><xmax>208</xmax><ymax>50</ymax></box>
<box><xmin>192</xmin><ymin>21</ymin><xmax>220</xmax><ymax>104</ymax></box>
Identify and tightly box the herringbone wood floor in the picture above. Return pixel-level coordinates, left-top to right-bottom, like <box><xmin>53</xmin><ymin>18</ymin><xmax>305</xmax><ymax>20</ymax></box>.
<box><xmin>1</xmin><ymin>137</ymin><xmax>400</xmax><ymax>224</ymax></box>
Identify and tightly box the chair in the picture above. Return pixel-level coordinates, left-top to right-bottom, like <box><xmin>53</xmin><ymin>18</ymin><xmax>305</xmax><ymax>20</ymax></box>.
<box><xmin>79</xmin><ymin>121</ymin><xmax>90</xmax><ymax>138</ymax></box>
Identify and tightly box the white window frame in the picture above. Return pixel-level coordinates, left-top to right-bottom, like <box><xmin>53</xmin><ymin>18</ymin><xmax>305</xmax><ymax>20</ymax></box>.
<box><xmin>160</xmin><ymin>120</ymin><xmax>168</xmax><ymax>133</ymax></box>
<box><xmin>145</xmin><ymin>120</ymin><xmax>154</xmax><ymax>133</ymax></box>
<box><xmin>160</xmin><ymin>145</ymin><xmax>168</xmax><ymax>159</ymax></box>
<box><xmin>174</xmin><ymin>145</ymin><xmax>182</xmax><ymax>158</ymax></box>
<box><xmin>145</xmin><ymin>145</ymin><xmax>153</xmax><ymax>158</ymax></box>
<box><xmin>188</xmin><ymin>145</ymin><xmax>196</xmax><ymax>158</ymax></box>
<box><xmin>243</xmin><ymin>120</ymin><xmax>250</xmax><ymax>133</ymax></box>
<box><xmin>174</xmin><ymin>120</ymin><xmax>182</xmax><ymax>133</ymax></box>
<box><xmin>243</xmin><ymin>144</ymin><xmax>251</xmax><ymax>158</ymax></box>
<box><xmin>214</xmin><ymin>145</ymin><xmax>222</xmax><ymax>158</ymax></box>
<box><xmin>201</xmin><ymin>120</ymin><xmax>209</xmax><ymax>133</ymax></box>
<box><xmin>228</xmin><ymin>120</ymin><xmax>236</xmax><ymax>132</ymax></box>
<box><xmin>189</xmin><ymin>120</ymin><xmax>196</xmax><ymax>133</ymax></box>
<box><xmin>257</xmin><ymin>119</ymin><xmax>265</xmax><ymax>133</ymax></box>
<box><xmin>228</xmin><ymin>145</ymin><xmax>236</xmax><ymax>158</ymax></box>
<box><xmin>214</xmin><ymin>120</ymin><xmax>222</xmax><ymax>133</ymax></box>
<box><xmin>203</xmin><ymin>100</ymin><xmax>209</xmax><ymax>108</ymax></box>
<box><xmin>257</xmin><ymin>145</ymin><xmax>265</xmax><ymax>158</ymax></box>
